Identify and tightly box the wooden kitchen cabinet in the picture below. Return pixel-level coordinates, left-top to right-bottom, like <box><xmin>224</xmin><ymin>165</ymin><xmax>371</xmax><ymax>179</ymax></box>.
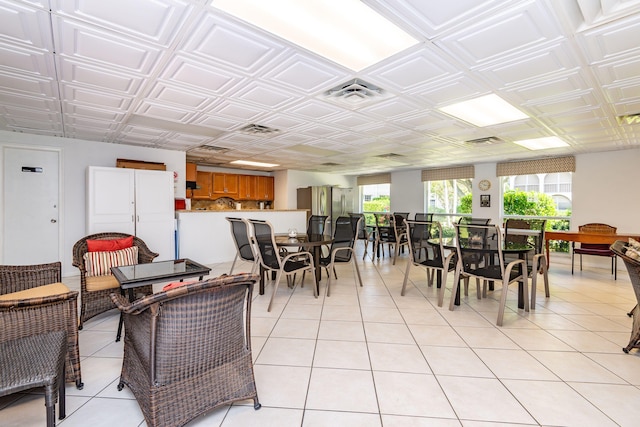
<box><xmin>185</xmin><ymin>162</ymin><xmax>197</xmax><ymax>182</ymax></box>
<box><xmin>212</xmin><ymin>173</ymin><xmax>238</xmax><ymax>198</ymax></box>
<box><xmin>191</xmin><ymin>171</ymin><xmax>212</xmax><ymax>199</ymax></box>
<box><xmin>238</xmin><ymin>175</ymin><xmax>257</xmax><ymax>200</ymax></box>
<box><xmin>256</xmin><ymin>176</ymin><xmax>274</xmax><ymax>201</ymax></box>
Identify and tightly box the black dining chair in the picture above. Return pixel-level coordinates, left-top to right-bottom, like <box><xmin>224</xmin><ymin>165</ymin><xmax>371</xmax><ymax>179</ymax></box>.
<box><xmin>451</xmin><ymin>223</ymin><xmax>528</xmax><ymax>326</ymax></box>
<box><xmin>320</xmin><ymin>216</ymin><xmax>363</xmax><ymax>296</ymax></box>
<box><xmin>504</xmin><ymin>218</ymin><xmax>549</xmax><ymax>309</ymax></box>
<box><xmin>226</xmin><ymin>217</ymin><xmax>258</xmax><ymax>275</ymax></box>
<box><xmin>248</xmin><ymin>219</ymin><xmax>317</xmax><ymax>311</ymax></box>
<box><xmin>401</xmin><ymin>220</ymin><xmax>456</xmax><ymax>307</ymax></box>
<box><xmin>414</xmin><ymin>213</ymin><xmax>433</xmax><ymax>222</ymax></box>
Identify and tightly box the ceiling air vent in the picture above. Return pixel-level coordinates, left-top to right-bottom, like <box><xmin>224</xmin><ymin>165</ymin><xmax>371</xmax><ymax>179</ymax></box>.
<box><xmin>195</xmin><ymin>145</ymin><xmax>230</xmax><ymax>153</ymax></box>
<box><xmin>322</xmin><ymin>78</ymin><xmax>388</xmax><ymax>106</ymax></box>
<box><xmin>238</xmin><ymin>124</ymin><xmax>280</xmax><ymax>135</ymax></box>
<box><xmin>617</xmin><ymin>113</ymin><xmax>640</xmax><ymax>125</ymax></box>
<box><xmin>465</xmin><ymin>136</ymin><xmax>504</xmax><ymax>145</ymax></box>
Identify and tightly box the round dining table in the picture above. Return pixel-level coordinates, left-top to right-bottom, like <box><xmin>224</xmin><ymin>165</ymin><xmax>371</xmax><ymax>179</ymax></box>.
<box><xmin>274</xmin><ymin>233</ymin><xmax>334</xmax><ymax>295</ymax></box>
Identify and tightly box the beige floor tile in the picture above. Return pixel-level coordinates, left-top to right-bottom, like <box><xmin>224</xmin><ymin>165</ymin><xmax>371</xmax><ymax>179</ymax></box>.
<box><xmin>361</xmin><ymin>306</ymin><xmax>404</xmax><ymax>323</ymax></box>
<box><xmin>302</xmin><ymin>409</ymin><xmax>382</xmax><ymax>427</ymax></box>
<box><xmin>271</xmin><ymin>318</ymin><xmax>320</xmax><ymax>339</ymax></box>
<box><xmin>437</xmin><ymin>376</ymin><xmax>535</xmax><ymax>424</ymax></box>
<box><xmin>453</xmin><ymin>326</ymin><xmax>519</xmax><ymax>349</ymax></box>
<box><xmin>281</xmin><ymin>303</ymin><xmax>323</xmax><ymax>320</ymax></box>
<box><xmin>569</xmin><ymin>381</ymin><xmax>640</xmax><ymax>426</ymax></box>
<box><xmin>501</xmin><ymin>328</ymin><xmax>575</xmax><ymax>351</ymax></box>
<box><xmin>317</xmin><ymin>320</ymin><xmax>365</xmax><ymax>341</ymax></box>
<box><xmin>252</xmin><ymin>365</ymin><xmax>311</xmax><ymax>409</ymax></box>
<box><xmin>55</xmin><ymin>396</ymin><xmax>145</xmax><ymax>426</ymax></box>
<box><xmin>408</xmin><ymin>324</ymin><xmax>467</xmax><ymax>347</ymax></box>
<box><xmin>320</xmin><ymin>305</ymin><xmax>362</xmax><ymax>321</ymax></box>
<box><xmin>503</xmin><ymin>379</ymin><xmax>618</xmax><ymax>426</ymax></box>
<box><xmin>373</xmin><ymin>371</ymin><xmax>456</xmax><ymax>418</ymax></box>
<box><xmin>306</xmin><ymin>368</ymin><xmax>378</xmax><ymax>413</ymax></box>
<box><xmin>255</xmin><ymin>337</ymin><xmax>316</xmax><ymax>367</ymax></box>
<box><xmin>368</xmin><ymin>342</ymin><xmax>431</xmax><ymax>373</ymax></box>
<box><xmin>585</xmin><ymin>352</ymin><xmax>640</xmax><ymax>385</ymax></box>
<box><xmin>420</xmin><ymin>346</ymin><xmax>494</xmax><ymax>378</ymax></box>
<box><xmin>529</xmin><ymin>351</ymin><xmax>627</xmax><ymax>383</ymax></box>
<box><xmin>381</xmin><ymin>414</ymin><xmax>462</xmax><ymax>426</ymax></box>
<box><xmin>400</xmin><ymin>307</ymin><xmax>448</xmax><ymax>325</ymax></box>
<box><xmin>548</xmin><ymin>329</ymin><xmax>624</xmax><ymax>352</ymax></box>
<box><xmin>313</xmin><ymin>340</ymin><xmax>371</xmax><ymax>370</ymax></box>
<box><xmin>474</xmin><ymin>348</ymin><xmax>558</xmax><ymax>380</ymax></box>
<box><xmin>364</xmin><ymin>322</ymin><xmax>415</xmax><ymax>344</ymax></box>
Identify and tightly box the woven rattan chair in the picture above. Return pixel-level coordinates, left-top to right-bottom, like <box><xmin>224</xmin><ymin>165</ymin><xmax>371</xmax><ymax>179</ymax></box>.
<box><xmin>72</xmin><ymin>232</ymin><xmax>158</xmax><ymax>329</ymax></box>
<box><xmin>110</xmin><ymin>273</ymin><xmax>261</xmax><ymax>427</ymax></box>
<box><xmin>610</xmin><ymin>241</ymin><xmax>640</xmax><ymax>353</ymax></box>
<box><xmin>0</xmin><ymin>262</ymin><xmax>83</xmax><ymax>389</ymax></box>
<box><xmin>572</xmin><ymin>223</ymin><xmax>618</xmax><ymax>279</ymax></box>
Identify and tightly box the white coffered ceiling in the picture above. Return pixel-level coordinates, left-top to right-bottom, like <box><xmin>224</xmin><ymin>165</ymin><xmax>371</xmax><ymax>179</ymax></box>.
<box><xmin>1</xmin><ymin>0</ymin><xmax>639</xmax><ymax>174</ymax></box>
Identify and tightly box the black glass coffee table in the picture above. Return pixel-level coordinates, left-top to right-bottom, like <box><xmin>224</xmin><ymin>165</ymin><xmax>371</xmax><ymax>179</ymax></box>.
<box><xmin>111</xmin><ymin>258</ymin><xmax>211</xmax><ymax>341</ymax></box>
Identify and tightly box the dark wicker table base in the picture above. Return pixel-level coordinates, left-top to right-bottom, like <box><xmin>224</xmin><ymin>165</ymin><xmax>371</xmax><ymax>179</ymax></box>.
<box><xmin>0</xmin><ymin>331</ymin><xmax>67</xmax><ymax>427</ymax></box>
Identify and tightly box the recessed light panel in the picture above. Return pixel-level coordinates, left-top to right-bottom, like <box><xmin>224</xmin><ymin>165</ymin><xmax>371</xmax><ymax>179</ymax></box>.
<box><xmin>230</xmin><ymin>160</ymin><xmax>279</xmax><ymax>168</ymax></box>
<box><xmin>212</xmin><ymin>0</ymin><xmax>418</xmax><ymax>71</ymax></box>
<box><xmin>513</xmin><ymin>136</ymin><xmax>568</xmax><ymax>150</ymax></box>
<box><xmin>439</xmin><ymin>94</ymin><xmax>529</xmax><ymax>127</ymax></box>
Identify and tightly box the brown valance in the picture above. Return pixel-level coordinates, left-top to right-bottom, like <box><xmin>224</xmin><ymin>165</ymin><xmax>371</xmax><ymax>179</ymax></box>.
<box><xmin>421</xmin><ymin>165</ymin><xmax>474</xmax><ymax>182</ymax></box>
<box><xmin>356</xmin><ymin>173</ymin><xmax>391</xmax><ymax>186</ymax></box>
<box><xmin>496</xmin><ymin>156</ymin><xmax>575</xmax><ymax>176</ymax></box>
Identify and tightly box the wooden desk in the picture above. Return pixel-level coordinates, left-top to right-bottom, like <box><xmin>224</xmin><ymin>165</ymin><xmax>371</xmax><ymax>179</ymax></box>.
<box><xmin>545</xmin><ymin>231</ymin><xmax>640</xmax><ymax>266</ymax></box>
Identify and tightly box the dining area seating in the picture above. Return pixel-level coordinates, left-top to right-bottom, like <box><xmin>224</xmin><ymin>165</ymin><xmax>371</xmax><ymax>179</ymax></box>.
<box><xmin>320</xmin><ymin>215</ymin><xmax>363</xmax><ymax>296</ymax></box>
<box><xmin>572</xmin><ymin>223</ymin><xmax>618</xmax><ymax>279</ymax></box>
<box><xmin>451</xmin><ymin>223</ymin><xmax>529</xmax><ymax>326</ymax></box>
<box><xmin>610</xmin><ymin>240</ymin><xmax>640</xmax><ymax>353</ymax></box>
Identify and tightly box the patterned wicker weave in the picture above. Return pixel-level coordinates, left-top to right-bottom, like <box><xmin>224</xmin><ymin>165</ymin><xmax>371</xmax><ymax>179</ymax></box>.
<box><xmin>72</xmin><ymin>233</ymin><xmax>158</xmax><ymax>329</ymax></box>
<box><xmin>0</xmin><ymin>331</ymin><xmax>67</xmax><ymax>426</ymax></box>
<box><xmin>110</xmin><ymin>273</ymin><xmax>261</xmax><ymax>427</ymax></box>
<box><xmin>0</xmin><ymin>262</ymin><xmax>82</xmax><ymax>388</ymax></box>
<box><xmin>610</xmin><ymin>241</ymin><xmax>640</xmax><ymax>353</ymax></box>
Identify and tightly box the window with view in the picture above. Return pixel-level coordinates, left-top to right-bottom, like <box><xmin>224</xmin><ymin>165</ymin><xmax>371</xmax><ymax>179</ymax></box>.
<box><xmin>502</xmin><ymin>172</ymin><xmax>572</xmax><ymax>251</ymax></box>
<box><xmin>361</xmin><ymin>183</ymin><xmax>390</xmax><ymax>226</ymax></box>
<box><xmin>426</xmin><ymin>178</ymin><xmax>472</xmax><ymax>235</ymax></box>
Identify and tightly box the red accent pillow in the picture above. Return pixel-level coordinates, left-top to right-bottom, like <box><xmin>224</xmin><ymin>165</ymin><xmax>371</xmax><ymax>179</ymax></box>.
<box><xmin>87</xmin><ymin>236</ymin><xmax>134</xmax><ymax>252</ymax></box>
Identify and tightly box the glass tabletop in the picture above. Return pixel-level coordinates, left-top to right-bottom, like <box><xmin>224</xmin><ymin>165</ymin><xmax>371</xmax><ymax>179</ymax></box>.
<box><xmin>112</xmin><ymin>258</ymin><xmax>211</xmax><ymax>288</ymax></box>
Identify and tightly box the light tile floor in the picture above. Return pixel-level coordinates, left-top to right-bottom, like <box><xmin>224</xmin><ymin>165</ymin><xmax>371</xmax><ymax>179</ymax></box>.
<box><xmin>3</xmin><ymin>249</ymin><xmax>640</xmax><ymax>426</ymax></box>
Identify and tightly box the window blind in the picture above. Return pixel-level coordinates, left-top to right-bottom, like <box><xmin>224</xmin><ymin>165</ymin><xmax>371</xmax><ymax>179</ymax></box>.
<box><xmin>421</xmin><ymin>165</ymin><xmax>474</xmax><ymax>181</ymax></box>
<box><xmin>496</xmin><ymin>156</ymin><xmax>575</xmax><ymax>176</ymax></box>
<box><xmin>357</xmin><ymin>173</ymin><xmax>391</xmax><ymax>186</ymax></box>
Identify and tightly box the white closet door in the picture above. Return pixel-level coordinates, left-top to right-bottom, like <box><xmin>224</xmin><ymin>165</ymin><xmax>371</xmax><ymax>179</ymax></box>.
<box><xmin>134</xmin><ymin>170</ymin><xmax>175</xmax><ymax>261</ymax></box>
<box><xmin>86</xmin><ymin>167</ymin><xmax>135</xmax><ymax>235</ymax></box>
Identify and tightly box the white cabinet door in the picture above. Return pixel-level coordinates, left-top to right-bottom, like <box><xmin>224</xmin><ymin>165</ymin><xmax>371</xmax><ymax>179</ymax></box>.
<box><xmin>134</xmin><ymin>170</ymin><xmax>175</xmax><ymax>261</ymax></box>
<box><xmin>87</xmin><ymin>167</ymin><xmax>135</xmax><ymax>235</ymax></box>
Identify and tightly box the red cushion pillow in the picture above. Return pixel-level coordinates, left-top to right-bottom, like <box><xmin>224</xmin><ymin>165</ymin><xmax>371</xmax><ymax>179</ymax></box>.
<box><xmin>87</xmin><ymin>236</ymin><xmax>134</xmax><ymax>252</ymax></box>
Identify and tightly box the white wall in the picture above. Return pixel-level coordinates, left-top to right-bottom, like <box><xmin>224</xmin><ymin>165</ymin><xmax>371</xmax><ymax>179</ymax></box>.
<box><xmin>390</xmin><ymin>169</ymin><xmax>425</xmax><ymax>214</ymax></box>
<box><xmin>0</xmin><ymin>131</ymin><xmax>185</xmax><ymax>276</ymax></box>
<box><xmin>572</xmin><ymin>150</ymin><xmax>640</xmax><ymax>232</ymax></box>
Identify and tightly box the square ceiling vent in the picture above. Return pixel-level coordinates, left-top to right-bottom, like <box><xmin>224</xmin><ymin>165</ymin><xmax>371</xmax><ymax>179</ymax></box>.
<box><xmin>322</xmin><ymin>78</ymin><xmax>390</xmax><ymax>107</ymax></box>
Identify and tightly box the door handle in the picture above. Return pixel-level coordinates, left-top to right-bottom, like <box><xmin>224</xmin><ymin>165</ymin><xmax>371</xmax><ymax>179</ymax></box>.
<box><xmin>50</xmin><ymin>219</ymin><xmax>57</xmax><ymax>223</ymax></box>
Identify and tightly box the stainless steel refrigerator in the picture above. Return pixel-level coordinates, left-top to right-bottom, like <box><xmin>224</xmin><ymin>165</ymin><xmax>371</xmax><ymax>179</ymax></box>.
<box><xmin>297</xmin><ymin>186</ymin><xmax>354</xmax><ymax>235</ymax></box>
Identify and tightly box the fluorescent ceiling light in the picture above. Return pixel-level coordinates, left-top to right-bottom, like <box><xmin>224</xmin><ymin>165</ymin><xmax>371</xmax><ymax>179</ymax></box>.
<box><xmin>212</xmin><ymin>0</ymin><xmax>418</xmax><ymax>71</ymax></box>
<box><xmin>439</xmin><ymin>94</ymin><xmax>529</xmax><ymax>127</ymax></box>
<box><xmin>230</xmin><ymin>160</ymin><xmax>279</xmax><ymax>168</ymax></box>
<box><xmin>513</xmin><ymin>136</ymin><xmax>569</xmax><ymax>150</ymax></box>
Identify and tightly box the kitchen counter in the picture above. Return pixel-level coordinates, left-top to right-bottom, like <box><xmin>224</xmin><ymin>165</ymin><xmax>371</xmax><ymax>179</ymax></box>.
<box><xmin>176</xmin><ymin>209</ymin><xmax>308</xmax><ymax>264</ymax></box>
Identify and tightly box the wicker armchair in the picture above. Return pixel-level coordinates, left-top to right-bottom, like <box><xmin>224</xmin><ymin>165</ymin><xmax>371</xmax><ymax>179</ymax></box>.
<box><xmin>610</xmin><ymin>241</ymin><xmax>640</xmax><ymax>353</ymax></box>
<box><xmin>110</xmin><ymin>273</ymin><xmax>261</xmax><ymax>427</ymax></box>
<box><xmin>72</xmin><ymin>232</ymin><xmax>158</xmax><ymax>329</ymax></box>
<box><xmin>0</xmin><ymin>262</ymin><xmax>83</xmax><ymax>388</ymax></box>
